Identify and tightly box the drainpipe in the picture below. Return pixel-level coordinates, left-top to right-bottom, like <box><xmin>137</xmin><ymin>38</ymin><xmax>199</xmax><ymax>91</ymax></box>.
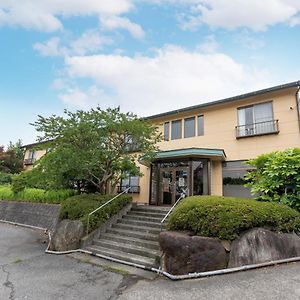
<box><xmin>2</xmin><ymin>219</ymin><xmax>300</xmax><ymax>281</ymax></box>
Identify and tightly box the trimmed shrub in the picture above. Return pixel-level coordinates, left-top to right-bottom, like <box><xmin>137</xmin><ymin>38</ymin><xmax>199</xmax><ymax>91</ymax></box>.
<box><xmin>0</xmin><ymin>186</ymin><xmax>76</xmax><ymax>204</ymax></box>
<box><xmin>168</xmin><ymin>196</ymin><xmax>300</xmax><ymax>241</ymax></box>
<box><xmin>60</xmin><ymin>193</ymin><xmax>132</xmax><ymax>233</ymax></box>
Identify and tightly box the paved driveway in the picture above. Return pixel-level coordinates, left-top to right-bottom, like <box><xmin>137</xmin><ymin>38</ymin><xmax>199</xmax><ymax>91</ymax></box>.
<box><xmin>1</xmin><ymin>222</ymin><xmax>300</xmax><ymax>300</ymax></box>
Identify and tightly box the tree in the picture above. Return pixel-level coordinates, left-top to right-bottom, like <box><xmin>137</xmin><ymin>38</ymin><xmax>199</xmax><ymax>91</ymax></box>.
<box><xmin>31</xmin><ymin>107</ymin><xmax>161</xmax><ymax>193</ymax></box>
<box><xmin>0</xmin><ymin>140</ymin><xmax>24</xmax><ymax>174</ymax></box>
<box><xmin>245</xmin><ymin>148</ymin><xmax>300</xmax><ymax>211</ymax></box>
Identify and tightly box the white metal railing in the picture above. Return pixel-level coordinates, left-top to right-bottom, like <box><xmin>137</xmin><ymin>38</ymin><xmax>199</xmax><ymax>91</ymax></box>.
<box><xmin>86</xmin><ymin>187</ymin><xmax>131</xmax><ymax>235</ymax></box>
<box><xmin>160</xmin><ymin>188</ymin><xmax>188</xmax><ymax>231</ymax></box>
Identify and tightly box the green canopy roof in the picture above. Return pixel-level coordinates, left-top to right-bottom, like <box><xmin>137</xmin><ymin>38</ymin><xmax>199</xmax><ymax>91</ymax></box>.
<box><xmin>140</xmin><ymin>147</ymin><xmax>226</xmax><ymax>166</ymax></box>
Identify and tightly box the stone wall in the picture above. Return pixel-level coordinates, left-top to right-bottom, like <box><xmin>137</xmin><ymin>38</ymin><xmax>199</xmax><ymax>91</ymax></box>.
<box><xmin>0</xmin><ymin>201</ymin><xmax>60</xmax><ymax>231</ymax></box>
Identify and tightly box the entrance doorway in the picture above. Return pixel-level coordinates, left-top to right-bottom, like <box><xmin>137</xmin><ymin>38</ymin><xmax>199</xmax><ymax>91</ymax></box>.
<box><xmin>150</xmin><ymin>159</ymin><xmax>209</xmax><ymax>206</ymax></box>
<box><xmin>160</xmin><ymin>167</ymin><xmax>188</xmax><ymax>205</ymax></box>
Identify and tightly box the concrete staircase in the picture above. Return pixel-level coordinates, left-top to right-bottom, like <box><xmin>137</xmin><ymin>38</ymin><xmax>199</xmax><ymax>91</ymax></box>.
<box><xmin>85</xmin><ymin>205</ymin><xmax>169</xmax><ymax>268</ymax></box>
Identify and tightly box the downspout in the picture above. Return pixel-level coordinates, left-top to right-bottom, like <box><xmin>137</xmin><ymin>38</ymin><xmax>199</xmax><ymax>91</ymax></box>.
<box><xmin>295</xmin><ymin>86</ymin><xmax>300</xmax><ymax>131</ymax></box>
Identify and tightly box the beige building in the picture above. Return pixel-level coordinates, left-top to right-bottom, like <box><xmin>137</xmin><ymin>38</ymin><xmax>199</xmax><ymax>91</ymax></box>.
<box><xmin>23</xmin><ymin>81</ymin><xmax>300</xmax><ymax>205</ymax></box>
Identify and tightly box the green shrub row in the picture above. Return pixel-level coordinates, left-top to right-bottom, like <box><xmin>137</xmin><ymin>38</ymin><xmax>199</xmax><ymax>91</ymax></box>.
<box><xmin>0</xmin><ymin>186</ymin><xmax>76</xmax><ymax>204</ymax></box>
<box><xmin>168</xmin><ymin>196</ymin><xmax>300</xmax><ymax>241</ymax></box>
<box><xmin>60</xmin><ymin>193</ymin><xmax>132</xmax><ymax>233</ymax></box>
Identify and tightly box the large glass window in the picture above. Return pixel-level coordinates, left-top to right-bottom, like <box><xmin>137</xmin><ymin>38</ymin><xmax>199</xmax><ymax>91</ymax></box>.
<box><xmin>197</xmin><ymin>115</ymin><xmax>204</xmax><ymax>136</ymax></box>
<box><xmin>171</xmin><ymin>119</ymin><xmax>182</xmax><ymax>140</ymax></box>
<box><xmin>164</xmin><ymin>122</ymin><xmax>170</xmax><ymax>140</ymax></box>
<box><xmin>184</xmin><ymin>117</ymin><xmax>195</xmax><ymax>138</ymax></box>
<box><xmin>120</xmin><ymin>172</ymin><xmax>140</xmax><ymax>193</ymax></box>
<box><xmin>237</xmin><ymin>102</ymin><xmax>275</xmax><ymax>136</ymax></box>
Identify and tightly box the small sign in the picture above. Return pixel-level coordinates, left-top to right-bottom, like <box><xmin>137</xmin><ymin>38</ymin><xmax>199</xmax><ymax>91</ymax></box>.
<box><xmin>178</xmin><ymin>177</ymin><xmax>185</xmax><ymax>187</ymax></box>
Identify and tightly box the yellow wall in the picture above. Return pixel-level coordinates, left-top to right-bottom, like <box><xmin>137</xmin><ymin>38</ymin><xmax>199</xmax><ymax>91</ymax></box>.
<box><xmin>23</xmin><ymin>149</ymin><xmax>46</xmax><ymax>171</ymax></box>
<box><xmin>154</xmin><ymin>88</ymin><xmax>300</xmax><ymax>161</ymax></box>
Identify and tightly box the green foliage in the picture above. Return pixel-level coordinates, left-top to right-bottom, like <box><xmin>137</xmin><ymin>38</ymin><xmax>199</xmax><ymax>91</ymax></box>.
<box><xmin>245</xmin><ymin>148</ymin><xmax>300</xmax><ymax>211</ymax></box>
<box><xmin>31</xmin><ymin>107</ymin><xmax>161</xmax><ymax>193</ymax></box>
<box><xmin>11</xmin><ymin>172</ymin><xmax>27</xmax><ymax>193</ymax></box>
<box><xmin>167</xmin><ymin>196</ymin><xmax>300</xmax><ymax>241</ymax></box>
<box><xmin>0</xmin><ymin>172</ymin><xmax>12</xmax><ymax>185</ymax></box>
<box><xmin>60</xmin><ymin>193</ymin><xmax>132</xmax><ymax>232</ymax></box>
<box><xmin>0</xmin><ymin>140</ymin><xmax>24</xmax><ymax>174</ymax></box>
<box><xmin>0</xmin><ymin>185</ymin><xmax>76</xmax><ymax>204</ymax></box>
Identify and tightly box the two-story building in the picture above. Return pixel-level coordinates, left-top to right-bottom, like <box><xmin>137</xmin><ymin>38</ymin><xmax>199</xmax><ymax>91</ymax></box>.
<box><xmin>23</xmin><ymin>81</ymin><xmax>300</xmax><ymax>205</ymax></box>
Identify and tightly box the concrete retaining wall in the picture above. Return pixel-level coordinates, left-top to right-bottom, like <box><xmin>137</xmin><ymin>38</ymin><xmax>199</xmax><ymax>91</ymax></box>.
<box><xmin>0</xmin><ymin>201</ymin><xmax>60</xmax><ymax>231</ymax></box>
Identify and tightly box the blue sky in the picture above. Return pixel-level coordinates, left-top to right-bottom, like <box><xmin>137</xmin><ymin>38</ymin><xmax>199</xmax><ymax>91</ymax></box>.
<box><xmin>1</xmin><ymin>0</ymin><xmax>300</xmax><ymax>147</ymax></box>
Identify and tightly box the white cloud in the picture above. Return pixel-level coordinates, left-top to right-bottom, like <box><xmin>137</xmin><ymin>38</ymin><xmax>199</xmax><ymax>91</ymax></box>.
<box><xmin>62</xmin><ymin>45</ymin><xmax>272</xmax><ymax>116</ymax></box>
<box><xmin>0</xmin><ymin>0</ymin><xmax>133</xmax><ymax>32</ymax></box>
<box><xmin>33</xmin><ymin>30</ymin><xmax>112</xmax><ymax>57</ymax></box>
<box><xmin>197</xmin><ymin>35</ymin><xmax>218</xmax><ymax>53</ymax></box>
<box><xmin>58</xmin><ymin>86</ymin><xmax>112</xmax><ymax>109</ymax></box>
<box><xmin>100</xmin><ymin>15</ymin><xmax>145</xmax><ymax>39</ymax></box>
<box><xmin>173</xmin><ymin>0</ymin><xmax>300</xmax><ymax>31</ymax></box>
<box><xmin>236</xmin><ymin>30</ymin><xmax>265</xmax><ymax>50</ymax></box>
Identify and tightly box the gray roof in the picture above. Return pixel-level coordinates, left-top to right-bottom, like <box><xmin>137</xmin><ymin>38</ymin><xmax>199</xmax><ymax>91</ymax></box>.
<box><xmin>145</xmin><ymin>80</ymin><xmax>300</xmax><ymax>120</ymax></box>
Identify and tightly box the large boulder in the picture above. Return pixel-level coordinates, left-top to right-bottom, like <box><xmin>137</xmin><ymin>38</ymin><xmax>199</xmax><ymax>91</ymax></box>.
<box><xmin>50</xmin><ymin>219</ymin><xmax>84</xmax><ymax>251</ymax></box>
<box><xmin>228</xmin><ymin>228</ymin><xmax>300</xmax><ymax>268</ymax></box>
<box><xmin>159</xmin><ymin>231</ymin><xmax>228</xmax><ymax>275</ymax></box>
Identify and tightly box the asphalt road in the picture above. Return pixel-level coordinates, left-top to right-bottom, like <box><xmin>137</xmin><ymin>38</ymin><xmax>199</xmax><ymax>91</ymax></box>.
<box><xmin>1</xmin><ymin>222</ymin><xmax>300</xmax><ymax>300</ymax></box>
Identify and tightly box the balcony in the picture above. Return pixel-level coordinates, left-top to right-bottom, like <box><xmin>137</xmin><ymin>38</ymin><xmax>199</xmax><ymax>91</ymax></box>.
<box><xmin>23</xmin><ymin>158</ymin><xmax>36</xmax><ymax>165</ymax></box>
<box><xmin>235</xmin><ymin>119</ymin><xmax>279</xmax><ymax>139</ymax></box>
<box><xmin>117</xmin><ymin>186</ymin><xmax>140</xmax><ymax>193</ymax></box>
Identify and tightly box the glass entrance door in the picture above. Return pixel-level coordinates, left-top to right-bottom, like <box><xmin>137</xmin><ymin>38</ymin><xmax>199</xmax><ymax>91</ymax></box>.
<box><xmin>160</xmin><ymin>167</ymin><xmax>189</xmax><ymax>205</ymax></box>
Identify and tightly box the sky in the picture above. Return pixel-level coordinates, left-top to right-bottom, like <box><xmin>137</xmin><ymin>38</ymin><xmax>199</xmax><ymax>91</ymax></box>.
<box><xmin>1</xmin><ymin>0</ymin><xmax>300</xmax><ymax>147</ymax></box>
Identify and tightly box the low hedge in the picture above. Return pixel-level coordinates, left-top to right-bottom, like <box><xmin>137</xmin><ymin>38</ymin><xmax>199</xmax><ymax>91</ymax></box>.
<box><xmin>0</xmin><ymin>186</ymin><xmax>76</xmax><ymax>204</ymax></box>
<box><xmin>167</xmin><ymin>196</ymin><xmax>300</xmax><ymax>241</ymax></box>
<box><xmin>60</xmin><ymin>193</ymin><xmax>132</xmax><ymax>233</ymax></box>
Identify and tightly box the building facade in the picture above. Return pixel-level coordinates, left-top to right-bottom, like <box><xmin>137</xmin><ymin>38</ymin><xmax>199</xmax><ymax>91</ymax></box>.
<box><xmin>23</xmin><ymin>81</ymin><xmax>300</xmax><ymax>205</ymax></box>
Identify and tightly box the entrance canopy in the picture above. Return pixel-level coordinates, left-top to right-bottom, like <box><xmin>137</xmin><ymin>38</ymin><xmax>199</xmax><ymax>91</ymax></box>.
<box><xmin>140</xmin><ymin>147</ymin><xmax>226</xmax><ymax>166</ymax></box>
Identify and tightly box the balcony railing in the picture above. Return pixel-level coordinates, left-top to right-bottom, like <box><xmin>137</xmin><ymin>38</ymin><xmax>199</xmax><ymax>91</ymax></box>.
<box><xmin>235</xmin><ymin>119</ymin><xmax>279</xmax><ymax>138</ymax></box>
<box><xmin>117</xmin><ymin>185</ymin><xmax>140</xmax><ymax>193</ymax></box>
<box><xmin>23</xmin><ymin>158</ymin><xmax>36</xmax><ymax>165</ymax></box>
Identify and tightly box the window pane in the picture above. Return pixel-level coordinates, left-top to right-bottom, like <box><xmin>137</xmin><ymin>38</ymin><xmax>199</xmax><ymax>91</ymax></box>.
<box><xmin>184</xmin><ymin>117</ymin><xmax>195</xmax><ymax>138</ymax></box>
<box><xmin>130</xmin><ymin>176</ymin><xmax>139</xmax><ymax>187</ymax></box>
<box><xmin>164</xmin><ymin>122</ymin><xmax>170</xmax><ymax>140</ymax></box>
<box><xmin>197</xmin><ymin>115</ymin><xmax>204</xmax><ymax>136</ymax></box>
<box><xmin>171</xmin><ymin>119</ymin><xmax>182</xmax><ymax>140</ymax></box>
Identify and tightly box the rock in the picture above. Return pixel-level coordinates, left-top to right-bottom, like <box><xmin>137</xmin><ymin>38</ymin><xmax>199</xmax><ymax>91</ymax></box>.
<box><xmin>221</xmin><ymin>240</ymin><xmax>231</xmax><ymax>252</ymax></box>
<box><xmin>159</xmin><ymin>231</ymin><xmax>228</xmax><ymax>275</ymax></box>
<box><xmin>228</xmin><ymin>228</ymin><xmax>300</xmax><ymax>268</ymax></box>
<box><xmin>50</xmin><ymin>219</ymin><xmax>84</xmax><ymax>251</ymax></box>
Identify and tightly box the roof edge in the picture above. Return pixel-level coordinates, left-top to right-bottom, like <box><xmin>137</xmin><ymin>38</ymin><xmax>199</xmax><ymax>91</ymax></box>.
<box><xmin>145</xmin><ymin>80</ymin><xmax>300</xmax><ymax>120</ymax></box>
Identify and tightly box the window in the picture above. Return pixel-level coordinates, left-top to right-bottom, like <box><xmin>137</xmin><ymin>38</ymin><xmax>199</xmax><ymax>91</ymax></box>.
<box><xmin>197</xmin><ymin>115</ymin><xmax>204</xmax><ymax>136</ymax></box>
<box><xmin>237</xmin><ymin>102</ymin><xmax>277</xmax><ymax>137</ymax></box>
<box><xmin>119</xmin><ymin>172</ymin><xmax>140</xmax><ymax>193</ymax></box>
<box><xmin>171</xmin><ymin>119</ymin><xmax>182</xmax><ymax>140</ymax></box>
<box><xmin>184</xmin><ymin>117</ymin><xmax>195</xmax><ymax>138</ymax></box>
<box><xmin>24</xmin><ymin>150</ymin><xmax>36</xmax><ymax>165</ymax></box>
<box><xmin>297</xmin><ymin>90</ymin><xmax>300</xmax><ymax>130</ymax></box>
<box><xmin>164</xmin><ymin>122</ymin><xmax>170</xmax><ymax>140</ymax></box>
<box><xmin>124</xmin><ymin>134</ymin><xmax>139</xmax><ymax>152</ymax></box>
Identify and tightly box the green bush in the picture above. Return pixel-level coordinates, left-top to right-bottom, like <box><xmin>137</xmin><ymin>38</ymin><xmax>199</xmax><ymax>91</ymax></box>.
<box><xmin>245</xmin><ymin>148</ymin><xmax>300</xmax><ymax>211</ymax></box>
<box><xmin>168</xmin><ymin>196</ymin><xmax>300</xmax><ymax>241</ymax></box>
<box><xmin>11</xmin><ymin>172</ymin><xmax>27</xmax><ymax>193</ymax></box>
<box><xmin>0</xmin><ymin>186</ymin><xmax>76</xmax><ymax>204</ymax></box>
<box><xmin>60</xmin><ymin>193</ymin><xmax>132</xmax><ymax>233</ymax></box>
<box><xmin>0</xmin><ymin>172</ymin><xmax>12</xmax><ymax>185</ymax></box>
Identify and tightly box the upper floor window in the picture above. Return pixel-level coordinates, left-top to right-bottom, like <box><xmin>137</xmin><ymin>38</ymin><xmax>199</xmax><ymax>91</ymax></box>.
<box><xmin>184</xmin><ymin>117</ymin><xmax>195</xmax><ymax>138</ymax></box>
<box><xmin>164</xmin><ymin>122</ymin><xmax>170</xmax><ymax>141</ymax></box>
<box><xmin>197</xmin><ymin>115</ymin><xmax>204</xmax><ymax>136</ymax></box>
<box><xmin>171</xmin><ymin>119</ymin><xmax>182</xmax><ymax>140</ymax></box>
<box><xmin>24</xmin><ymin>150</ymin><xmax>36</xmax><ymax>165</ymax></box>
<box><xmin>236</xmin><ymin>102</ymin><xmax>278</xmax><ymax>138</ymax></box>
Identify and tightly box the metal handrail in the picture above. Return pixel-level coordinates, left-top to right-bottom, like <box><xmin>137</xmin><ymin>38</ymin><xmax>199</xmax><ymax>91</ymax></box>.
<box><xmin>86</xmin><ymin>187</ymin><xmax>131</xmax><ymax>235</ymax></box>
<box><xmin>160</xmin><ymin>188</ymin><xmax>188</xmax><ymax>231</ymax></box>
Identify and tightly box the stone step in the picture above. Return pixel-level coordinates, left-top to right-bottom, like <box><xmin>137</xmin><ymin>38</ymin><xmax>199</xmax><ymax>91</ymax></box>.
<box><xmin>106</xmin><ymin>228</ymin><xmax>159</xmax><ymax>241</ymax></box>
<box><xmin>127</xmin><ymin>210</ymin><xmax>166</xmax><ymax>218</ymax></box>
<box><xmin>118</xmin><ymin>218</ymin><xmax>164</xmax><ymax>229</ymax></box>
<box><xmin>86</xmin><ymin>245</ymin><xmax>157</xmax><ymax>268</ymax></box>
<box><xmin>93</xmin><ymin>239</ymin><xmax>159</xmax><ymax>259</ymax></box>
<box><xmin>131</xmin><ymin>206</ymin><xmax>170</xmax><ymax>214</ymax></box>
<box><xmin>123</xmin><ymin>214</ymin><xmax>163</xmax><ymax>223</ymax></box>
<box><xmin>100</xmin><ymin>233</ymin><xmax>159</xmax><ymax>250</ymax></box>
<box><xmin>112</xmin><ymin>223</ymin><xmax>161</xmax><ymax>235</ymax></box>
